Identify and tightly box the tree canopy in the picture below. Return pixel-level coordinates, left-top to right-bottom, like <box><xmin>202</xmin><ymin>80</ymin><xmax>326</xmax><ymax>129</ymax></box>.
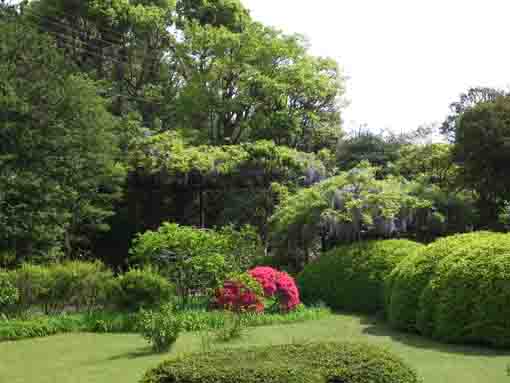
<box><xmin>269</xmin><ymin>163</ymin><xmax>433</xmax><ymax>268</ymax></box>
<box><xmin>0</xmin><ymin>19</ymin><xmax>124</xmax><ymax>261</ymax></box>
<box><xmin>453</xmin><ymin>96</ymin><xmax>510</xmax><ymax>228</ymax></box>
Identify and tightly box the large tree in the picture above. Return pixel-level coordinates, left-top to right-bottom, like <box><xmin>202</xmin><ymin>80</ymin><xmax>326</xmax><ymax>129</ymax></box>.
<box><xmin>171</xmin><ymin>21</ymin><xmax>343</xmax><ymax>148</ymax></box>
<box><xmin>27</xmin><ymin>0</ymin><xmax>343</xmax><ymax>151</ymax></box>
<box><xmin>0</xmin><ymin>19</ymin><xmax>124</xmax><ymax>261</ymax></box>
<box><xmin>441</xmin><ymin>87</ymin><xmax>505</xmax><ymax>141</ymax></box>
<box><xmin>453</xmin><ymin>96</ymin><xmax>510</xmax><ymax>229</ymax></box>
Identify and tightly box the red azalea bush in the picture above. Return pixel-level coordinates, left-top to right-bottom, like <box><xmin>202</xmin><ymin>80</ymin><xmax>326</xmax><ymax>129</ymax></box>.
<box><xmin>249</xmin><ymin>266</ymin><xmax>301</xmax><ymax>312</ymax></box>
<box><xmin>213</xmin><ymin>279</ymin><xmax>264</xmax><ymax>313</ymax></box>
<box><xmin>213</xmin><ymin>267</ymin><xmax>301</xmax><ymax>314</ymax></box>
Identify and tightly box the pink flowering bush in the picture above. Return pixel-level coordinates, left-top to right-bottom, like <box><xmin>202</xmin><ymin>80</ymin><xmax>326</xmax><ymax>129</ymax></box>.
<box><xmin>212</xmin><ymin>274</ymin><xmax>264</xmax><ymax>313</ymax></box>
<box><xmin>249</xmin><ymin>266</ymin><xmax>301</xmax><ymax>312</ymax></box>
<box><xmin>212</xmin><ymin>267</ymin><xmax>301</xmax><ymax>314</ymax></box>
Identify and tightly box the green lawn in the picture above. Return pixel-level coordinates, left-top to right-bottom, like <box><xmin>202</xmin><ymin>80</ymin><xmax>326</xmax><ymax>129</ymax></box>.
<box><xmin>1</xmin><ymin>313</ymin><xmax>509</xmax><ymax>383</ymax></box>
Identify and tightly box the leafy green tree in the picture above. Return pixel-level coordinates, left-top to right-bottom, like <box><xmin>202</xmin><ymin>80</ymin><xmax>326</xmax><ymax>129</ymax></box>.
<box><xmin>453</xmin><ymin>96</ymin><xmax>510</xmax><ymax>229</ymax></box>
<box><xmin>393</xmin><ymin>143</ymin><xmax>478</xmax><ymax>237</ymax></box>
<box><xmin>176</xmin><ymin>0</ymin><xmax>250</xmax><ymax>31</ymax></box>
<box><xmin>394</xmin><ymin>143</ymin><xmax>458</xmax><ymax>190</ymax></box>
<box><xmin>30</xmin><ymin>0</ymin><xmax>177</xmax><ymax>125</ymax></box>
<box><xmin>270</xmin><ymin>162</ymin><xmax>433</xmax><ymax>270</ymax></box>
<box><xmin>337</xmin><ymin>129</ymin><xmax>404</xmax><ymax>171</ymax></box>
<box><xmin>441</xmin><ymin>87</ymin><xmax>505</xmax><ymax>141</ymax></box>
<box><xmin>172</xmin><ymin>21</ymin><xmax>343</xmax><ymax>148</ymax></box>
<box><xmin>0</xmin><ymin>19</ymin><xmax>124</xmax><ymax>261</ymax></box>
<box><xmin>130</xmin><ymin>223</ymin><xmax>263</xmax><ymax>304</ymax></box>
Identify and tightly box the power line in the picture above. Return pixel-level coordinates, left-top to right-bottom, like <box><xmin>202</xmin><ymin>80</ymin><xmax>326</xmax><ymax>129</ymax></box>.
<box><xmin>3</xmin><ymin>16</ymin><xmax>167</xmax><ymax>106</ymax></box>
<box><xmin>12</xmin><ymin>5</ymin><xmax>165</xmax><ymax>65</ymax></box>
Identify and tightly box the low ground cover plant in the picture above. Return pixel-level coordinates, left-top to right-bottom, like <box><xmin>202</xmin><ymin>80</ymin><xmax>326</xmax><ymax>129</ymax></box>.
<box><xmin>0</xmin><ymin>306</ymin><xmax>330</xmax><ymax>341</ymax></box>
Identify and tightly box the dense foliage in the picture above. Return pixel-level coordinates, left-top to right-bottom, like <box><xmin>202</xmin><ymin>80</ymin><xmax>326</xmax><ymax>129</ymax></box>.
<box><xmin>213</xmin><ymin>272</ymin><xmax>264</xmax><ymax>313</ymax></box>
<box><xmin>7</xmin><ymin>262</ymin><xmax>114</xmax><ymax>314</ymax></box>
<box><xmin>0</xmin><ymin>20</ymin><xmax>124</xmax><ymax>260</ymax></box>
<box><xmin>113</xmin><ymin>268</ymin><xmax>175</xmax><ymax>311</ymax></box>
<box><xmin>129</xmin><ymin>133</ymin><xmax>326</xmax><ymax>185</ymax></box>
<box><xmin>298</xmin><ymin>240</ymin><xmax>424</xmax><ymax>313</ymax></box>
<box><xmin>1</xmin><ymin>0</ymin><xmax>344</xmax><ymax>265</ymax></box>
<box><xmin>141</xmin><ymin>342</ymin><xmax>420</xmax><ymax>383</ymax></box>
<box><xmin>131</xmin><ymin>223</ymin><xmax>263</xmax><ymax>304</ymax></box>
<box><xmin>0</xmin><ymin>270</ymin><xmax>18</xmax><ymax>313</ymax></box>
<box><xmin>270</xmin><ymin>163</ymin><xmax>432</xmax><ymax>269</ymax></box>
<box><xmin>385</xmin><ymin>232</ymin><xmax>510</xmax><ymax>347</ymax></box>
<box><xmin>249</xmin><ymin>266</ymin><xmax>301</xmax><ymax>311</ymax></box>
<box><xmin>4</xmin><ymin>0</ymin><xmax>510</xmax><ymax>359</ymax></box>
<box><xmin>139</xmin><ymin>303</ymin><xmax>182</xmax><ymax>352</ymax></box>
<box><xmin>453</xmin><ymin>97</ymin><xmax>510</xmax><ymax>228</ymax></box>
<box><xmin>1</xmin><ymin>262</ymin><xmax>173</xmax><ymax>315</ymax></box>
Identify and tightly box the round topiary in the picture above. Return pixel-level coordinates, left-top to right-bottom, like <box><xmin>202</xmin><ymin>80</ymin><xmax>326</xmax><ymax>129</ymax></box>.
<box><xmin>385</xmin><ymin>232</ymin><xmax>510</xmax><ymax>347</ymax></box>
<box><xmin>113</xmin><ymin>268</ymin><xmax>174</xmax><ymax>311</ymax></box>
<box><xmin>141</xmin><ymin>342</ymin><xmax>420</xmax><ymax>383</ymax></box>
<box><xmin>297</xmin><ymin>239</ymin><xmax>424</xmax><ymax>313</ymax></box>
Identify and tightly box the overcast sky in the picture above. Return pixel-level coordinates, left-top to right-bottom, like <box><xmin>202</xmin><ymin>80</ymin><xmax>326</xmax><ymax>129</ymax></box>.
<box><xmin>243</xmin><ymin>0</ymin><xmax>510</xmax><ymax>134</ymax></box>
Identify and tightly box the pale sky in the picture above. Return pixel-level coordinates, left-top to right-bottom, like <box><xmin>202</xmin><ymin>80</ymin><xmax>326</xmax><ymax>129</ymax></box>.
<box><xmin>243</xmin><ymin>0</ymin><xmax>510</xmax><ymax>134</ymax></box>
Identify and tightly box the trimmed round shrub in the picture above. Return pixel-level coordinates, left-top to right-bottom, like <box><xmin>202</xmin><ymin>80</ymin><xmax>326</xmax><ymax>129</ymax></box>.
<box><xmin>114</xmin><ymin>268</ymin><xmax>174</xmax><ymax>311</ymax></box>
<box><xmin>385</xmin><ymin>232</ymin><xmax>510</xmax><ymax>347</ymax></box>
<box><xmin>298</xmin><ymin>239</ymin><xmax>424</xmax><ymax>313</ymax></box>
<box><xmin>141</xmin><ymin>342</ymin><xmax>420</xmax><ymax>383</ymax></box>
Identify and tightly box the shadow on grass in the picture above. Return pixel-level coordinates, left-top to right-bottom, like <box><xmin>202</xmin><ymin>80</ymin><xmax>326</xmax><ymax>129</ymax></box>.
<box><xmin>106</xmin><ymin>347</ymin><xmax>159</xmax><ymax>361</ymax></box>
<box><xmin>359</xmin><ymin>315</ymin><xmax>510</xmax><ymax>357</ymax></box>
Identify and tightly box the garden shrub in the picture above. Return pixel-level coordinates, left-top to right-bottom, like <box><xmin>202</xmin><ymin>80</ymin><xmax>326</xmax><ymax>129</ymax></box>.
<box><xmin>138</xmin><ymin>303</ymin><xmax>182</xmax><ymax>352</ymax></box>
<box><xmin>386</xmin><ymin>232</ymin><xmax>510</xmax><ymax>347</ymax></box>
<box><xmin>0</xmin><ymin>270</ymin><xmax>18</xmax><ymax>314</ymax></box>
<box><xmin>10</xmin><ymin>263</ymin><xmax>53</xmax><ymax>312</ymax></box>
<box><xmin>0</xmin><ymin>314</ymin><xmax>83</xmax><ymax>341</ymax></box>
<box><xmin>249</xmin><ymin>266</ymin><xmax>301</xmax><ymax>311</ymax></box>
<box><xmin>49</xmin><ymin>261</ymin><xmax>114</xmax><ymax>312</ymax></box>
<box><xmin>298</xmin><ymin>239</ymin><xmax>424</xmax><ymax>313</ymax></box>
<box><xmin>214</xmin><ymin>310</ymin><xmax>245</xmax><ymax>342</ymax></box>
<box><xmin>114</xmin><ymin>268</ymin><xmax>174</xmax><ymax>311</ymax></box>
<box><xmin>130</xmin><ymin>223</ymin><xmax>263</xmax><ymax>302</ymax></box>
<box><xmin>8</xmin><ymin>261</ymin><xmax>114</xmax><ymax>313</ymax></box>
<box><xmin>212</xmin><ymin>272</ymin><xmax>264</xmax><ymax>313</ymax></box>
<box><xmin>141</xmin><ymin>342</ymin><xmax>420</xmax><ymax>383</ymax></box>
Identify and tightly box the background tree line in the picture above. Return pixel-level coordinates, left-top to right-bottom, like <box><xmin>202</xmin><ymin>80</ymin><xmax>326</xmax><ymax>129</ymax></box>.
<box><xmin>1</xmin><ymin>0</ymin><xmax>510</xmax><ymax>269</ymax></box>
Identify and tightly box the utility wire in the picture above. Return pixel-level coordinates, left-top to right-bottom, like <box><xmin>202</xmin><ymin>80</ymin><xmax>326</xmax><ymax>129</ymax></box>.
<box><xmin>12</xmin><ymin>5</ymin><xmax>165</xmax><ymax>65</ymax></box>
<box><xmin>3</xmin><ymin>12</ymin><xmax>167</xmax><ymax>105</ymax></box>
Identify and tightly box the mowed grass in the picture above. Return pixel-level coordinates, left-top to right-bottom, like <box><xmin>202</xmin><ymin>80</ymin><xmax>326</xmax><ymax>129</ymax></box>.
<box><xmin>1</xmin><ymin>313</ymin><xmax>509</xmax><ymax>383</ymax></box>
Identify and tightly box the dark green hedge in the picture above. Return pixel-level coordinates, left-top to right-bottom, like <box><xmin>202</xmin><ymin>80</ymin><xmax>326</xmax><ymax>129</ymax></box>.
<box><xmin>2</xmin><ymin>263</ymin><xmax>174</xmax><ymax>315</ymax></box>
<box><xmin>385</xmin><ymin>232</ymin><xmax>510</xmax><ymax>347</ymax></box>
<box><xmin>297</xmin><ymin>240</ymin><xmax>424</xmax><ymax>313</ymax></box>
<box><xmin>141</xmin><ymin>342</ymin><xmax>420</xmax><ymax>383</ymax></box>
